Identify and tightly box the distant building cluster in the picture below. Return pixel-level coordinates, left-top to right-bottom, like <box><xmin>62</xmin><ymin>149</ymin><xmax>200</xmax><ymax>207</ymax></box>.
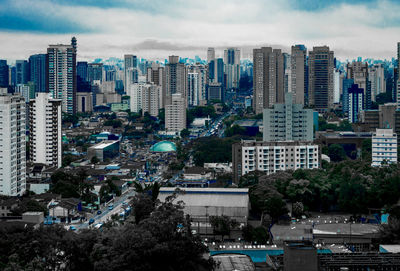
<box><xmin>0</xmin><ymin>37</ymin><xmax>399</xmax><ymax>196</ymax></box>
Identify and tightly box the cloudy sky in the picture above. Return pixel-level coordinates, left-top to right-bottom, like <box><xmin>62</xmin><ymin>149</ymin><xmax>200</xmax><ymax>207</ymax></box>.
<box><xmin>0</xmin><ymin>0</ymin><xmax>399</xmax><ymax>63</ymax></box>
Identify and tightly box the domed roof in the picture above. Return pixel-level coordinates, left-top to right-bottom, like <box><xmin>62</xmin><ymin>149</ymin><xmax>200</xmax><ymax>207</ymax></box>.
<box><xmin>150</xmin><ymin>141</ymin><xmax>177</xmax><ymax>152</ymax></box>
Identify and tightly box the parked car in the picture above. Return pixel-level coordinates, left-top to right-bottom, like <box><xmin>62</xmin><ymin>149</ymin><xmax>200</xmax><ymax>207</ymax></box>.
<box><xmin>108</xmin><ymin>204</ymin><xmax>114</xmax><ymax>210</ymax></box>
<box><xmin>97</xmin><ymin>210</ymin><xmax>102</xmax><ymax>215</ymax></box>
<box><xmin>89</xmin><ymin>218</ymin><xmax>95</xmax><ymax>225</ymax></box>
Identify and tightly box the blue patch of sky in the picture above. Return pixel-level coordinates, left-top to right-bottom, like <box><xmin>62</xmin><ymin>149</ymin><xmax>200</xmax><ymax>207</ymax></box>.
<box><xmin>288</xmin><ymin>0</ymin><xmax>378</xmax><ymax>11</ymax></box>
<box><xmin>0</xmin><ymin>13</ymin><xmax>92</xmax><ymax>33</ymax></box>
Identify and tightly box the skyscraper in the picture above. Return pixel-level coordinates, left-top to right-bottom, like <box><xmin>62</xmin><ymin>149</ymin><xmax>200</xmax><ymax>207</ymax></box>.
<box><xmin>253</xmin><ymin>47</ymin><xmax>284</xmax><ymax>114</ymax></box>
<box><xmin>0</xmin><ymin>60</ymin><xmax>9</xmax><ymax>88</ymax></box>
<box><xmin>29</xmin><ymin>92</ymin><xmax>62</xmax><ymax>168</ymax></box>
<box><xmin>188</xmin><ymin>72</ymin><xmax>199</xmax><ymax>107</ymax></box>
<box><xmin>124</xmin><ymin>54</ymin><xmax>137</xmax><ymax>92</ymax></box>
<box><xmin>187</xmin><ymin>64</ymin><xmax>207</xmax><ymax>106</ymax></box>
<box><xmin>46</xmin><ymin>38</ymin><xmax>77</xmax><ymax>114</ymax></box>
<box><xmin>77</xmin><ymin>61</ymin><xmax>88</xmax><ymax>82</ymax></box>
<box><xmin>165</xmin><ymin>56</ymin><xmax>187</xmax><ymax>106</ymax></box>
<box><xmin>146</xmin><ymin>63</ymin><xmax>165</xmax><ymax>109</ymax></box>
<box><xmin>291</xmin><ymin>45</ymin><xmax>307</xmax><ymax>105</ymax></box>
<box><xmin>224</xmin><ymin>48</ymin><xmax>240</xmax><ymax>89</ymax></box>
<box><xmin>15</xmin><ymin>60</ymin><xmax>30</xmax><ymax>85</ymax></box>
<box><xmin>342</xmin><ymin>78</ymin><xmax>354</xmax><ymax>115</ymax></box>
<box><xmin>369</xmin><ymin>64</ymin><xmax>386</xmax><ymax>100</ymax></box>
<box><xmin>207</xmin><ymin>47</ymin><xmax>215</xmax><ymax>63</ymax></box>
<box><xmin>308</xmin><ymin>46</ymin><xmax>334</xmax><ymax>112</ymax></box>
<box><xmin>0</xmin><ymin>88</ymin><xmax>26</xmax><ymax>196</ymax></box>
<box><xmin>88</xmin><ymin>63</ymin><xmax>103</xmax><ymax>83</ymax></box>
<box><xmin>29</xmin><ymin>54</ymin><xmax>46</xmax><ymax>92</ymax></box>
<box><xmin>348</xmin><ymin>84</ymin><xmax>364</xmax><ymax>123</ymax></box>
<box><xmin>347</xmin><ymin>61</ymin><xmax>371</xmax><ymax>108</ymax></box>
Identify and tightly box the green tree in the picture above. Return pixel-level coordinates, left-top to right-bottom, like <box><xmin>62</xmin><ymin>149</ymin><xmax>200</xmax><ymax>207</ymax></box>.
<box><xmin>209</xmin><ymin>215</ymin><xmax>239</xmax><ymax>241</ymax></box>
<box><xmin>91</xmin><ymin>156</ymin><xmax>100</xmax><ymax>164</ymax></box>
<box><xmin>224</xmin><ymin>124</ymin><xmax>247</xmax><ymax>137</ymax></box>
<box><xmin>328</xmin><ymin>144</ymin><xmax>347</xmax><ymax>162</ymax></box>
<box><xmin>180</xmin><ymin>128</ymin><xmax>190</xmax><ymax>138</ymax></box>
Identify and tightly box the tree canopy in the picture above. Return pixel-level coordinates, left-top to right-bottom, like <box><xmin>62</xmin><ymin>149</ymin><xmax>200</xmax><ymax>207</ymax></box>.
<box><xmin>240</xmin><ymin>161</ymin><xmax>400</xmax><ymax>216</ymax></box>
<box><xmin>0</xmin><ymin>195</ymin><xmax>215</xmax><ymax>271</ymax></box>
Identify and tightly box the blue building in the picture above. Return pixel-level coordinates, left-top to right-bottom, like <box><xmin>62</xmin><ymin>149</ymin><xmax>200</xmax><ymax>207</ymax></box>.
<box><xmin>77</xmin><ymin>61</ymin><xmax>88</xmax><ymax>82</ymax></box>
<box><xmin>348</xmin><ymin>84</ymin><xmax>364</xmax><ymax>123</ymax></box>
<box><xmin>342</xmin><ymin>78</ymin><xmax>354</xmax><ymax>115</ymax></box>
<box><xmin>29</xmin><ymin>54</ymin><xmax>46</xmax><ymax>92</ymax></box>
<box><xmin>0</xmin><ymin>60</ymin><xmax>8</xmax><ymax>88</ymax></box>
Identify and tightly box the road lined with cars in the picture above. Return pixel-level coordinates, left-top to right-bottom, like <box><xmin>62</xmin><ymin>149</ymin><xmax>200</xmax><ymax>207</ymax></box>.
<box><xmin>74</xmin><ymin>188</ymin><xmax>136</xmax><ymax>231</ymax></box>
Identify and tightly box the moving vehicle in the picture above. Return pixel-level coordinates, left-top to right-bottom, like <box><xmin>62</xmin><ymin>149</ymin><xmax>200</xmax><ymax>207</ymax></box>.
<box><xmin>88</xmin><ymin>218</ymin><xmax>95</xmax><ymax>225</ymax></box>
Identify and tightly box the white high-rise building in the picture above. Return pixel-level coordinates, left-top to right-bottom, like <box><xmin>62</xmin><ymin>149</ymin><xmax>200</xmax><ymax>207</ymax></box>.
<box><xmin>129</xmin><ymin>83</ymin><xmax>160</xmax><ymax>116</ymax></box>
<box><xmin>142</xmin><ymin>84</ymin><xmax>161</xmax><ymax>117</ymax></box>
<box><xmin>187</xmin><ymin>73</ymin><xmax>199</xmax><ymax>107</ymax></box>
<box><xmin>0</xmin><ymin>88</ymin><xmax>26</xmax><ymax>196</ymax></box>
<box><xmin>334</xmin><ymin>69</ymin><xmax>341</xmax><ymax>104</ymax></box>
<box><xmin>124</xmin><ymin>55</ymin><xmax>137</xmax><ymax>91</ymax></box>
<box><xmin>29</xmin><ymin>92</ymin><xmax>62</xmax><ymax>168</ymax></box>
<box><xmin>372</xmin><ymin>128</ymin><xmax>397</xmax><ymax>167</ymax></box>
<box><xmin>187</xmin><ymin>64</ymin><xmax>207</xmax><ymax>106</ymax></box>
<box><xmin>369</xmin><ymin>64</ymin><xmax>386</xmax><ymax>99</ymax></box>
<box><xmin>129</xmin><ymin>83</ymin><xmax>145</xmax><ymax>113</ymax></box>
<box><xmin>165</xmin><ymin>93</ymin><xmax>186</xmax><ymax>134</ymax></box>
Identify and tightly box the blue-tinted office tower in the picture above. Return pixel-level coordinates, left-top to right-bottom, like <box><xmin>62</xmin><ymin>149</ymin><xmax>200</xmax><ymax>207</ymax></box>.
<box><xmin>29</xmin><ymin>54</ymin><xmax>46</xmax><ymax>92</ymax></box>
<box><xmin>216</xmin><ymin>58</ymin><xmax>224</xmax><ymax>85</ymax></box>
<box><xmin>16</xmin><ymin>60</ymin><xmax>30</xmax><ymax>85</ymax></box>
<box><xmin>10</xmin><ymin>67</ymin><xmax>16</xmax><ymax>87</ymax></box>
<box><xmin>342</xmin><ymin>78</ymin><xmax>354</xmax><ymax>115</ymax></box>
<box><xmin>209</xmin><ymin>60</ymin><xmax>215</xmax><ymax>82</ymax></box>
<box><xmin>0</xmin><ymin>60</ymin><xmax>8</xmax><ymax>87</ymax></box>
<box><xmin>77</xmin><ymin>61</ymin><xmax>88</xmax><ymax>82</ymax></box>
<box><xmin>348</xmin><ymin>84</ymin><xmax>364</xmax><ymax>123</ymax></box>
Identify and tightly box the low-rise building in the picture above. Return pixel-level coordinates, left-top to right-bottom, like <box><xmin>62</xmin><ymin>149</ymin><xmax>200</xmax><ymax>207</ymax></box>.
<box><xmin>87</xmin><ymin>140</ymin><xmax>120</xmax><ymax>162</ymax></box>
<box><xmin>158</xmin><ymin>187</ymin><xmax>249</xmax><ymax>234</ymax></box>
<box><xmin>232</xmin><ymin>140</ymin><xmax>320</xmax><ymax>184</ymax></box>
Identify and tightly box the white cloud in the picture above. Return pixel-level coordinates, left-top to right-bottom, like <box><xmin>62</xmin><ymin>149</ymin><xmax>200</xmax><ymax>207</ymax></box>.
<box><xmin>0</xmin><ymin>0</ymin><xmax>399</xmax><ymax>62</ymax></box>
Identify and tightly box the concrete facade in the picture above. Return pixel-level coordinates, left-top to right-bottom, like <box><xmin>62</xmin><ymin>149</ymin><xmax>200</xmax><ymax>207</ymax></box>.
<box><xmin>263</xmin><ymin>92</ymin><xmax>315</xmax><ymax>142</ymax></box>
<box><xmin>29</xmin><ymin>92</ymin><xmax>62</xmax><ymax>168</ymax></box>
<box><xmin>372</xmin><ymin>128</ymin><xmax>397</xmax><ymax>167</ymax></box>
<box><xmin>253</xmin><ymin>47</ymin><xmax>285</xmax><ymax>114</ymax></box>
<box><xmin>0</xmin><ymin>89</ymin><xmax>26</xmax><ymax>196</ymax></box>
<box><xmin>308</xmin><ymin>46</ymin><xmax>334</xmax><ymax>112</ymax></box>
<box><xmin>232</xmin><ymin>140</ymin><xmax>319</xmax><ymax>184</ymax></box>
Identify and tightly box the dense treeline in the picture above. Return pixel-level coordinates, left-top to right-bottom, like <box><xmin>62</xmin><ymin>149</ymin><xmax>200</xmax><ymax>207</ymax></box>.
<box><xmin>240</xmin><ymin>160</ymin><xmax>400</xmax><ymax>216</ymax></box>
<box><xmin>192</xmin><ymin>137</ymin><xmax>239</xmax><ymax>166</ymax></box>
<box><xmin>0</xmin><ymin>195</ymin><xmax>214</xmax><ymax>271</ymax></box>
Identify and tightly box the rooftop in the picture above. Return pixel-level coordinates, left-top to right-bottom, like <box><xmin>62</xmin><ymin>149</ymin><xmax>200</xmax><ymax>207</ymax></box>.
<box><xmin>90</xmin><ymin>140</ymin><xmax>119</xmax><ymax>150</ymax></box>
<box><xmin>150</xmin><ymin>141</ymin><xmax>177</xmax><ymax>152</ymax></box>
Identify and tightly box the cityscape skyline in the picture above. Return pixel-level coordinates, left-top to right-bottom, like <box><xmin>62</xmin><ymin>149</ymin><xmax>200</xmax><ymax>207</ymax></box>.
<box><xmin>1</xmin><ymin>0</ymin><xmax>400</xmax><ymax>62</ymax></box>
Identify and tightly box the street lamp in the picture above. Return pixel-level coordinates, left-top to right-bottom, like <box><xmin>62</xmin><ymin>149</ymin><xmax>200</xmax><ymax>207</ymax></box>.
<box><xmin>205</xmin><ymin>206</ymin><xmax>209</xmax><ymax>237</ymax></box>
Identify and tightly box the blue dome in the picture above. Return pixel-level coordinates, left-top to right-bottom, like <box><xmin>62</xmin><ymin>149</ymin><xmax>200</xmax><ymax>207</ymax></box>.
<box><xmin>150</xmin><ymin>141</ymin><xmax>177</xmax><ymax>152</ymax></box>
